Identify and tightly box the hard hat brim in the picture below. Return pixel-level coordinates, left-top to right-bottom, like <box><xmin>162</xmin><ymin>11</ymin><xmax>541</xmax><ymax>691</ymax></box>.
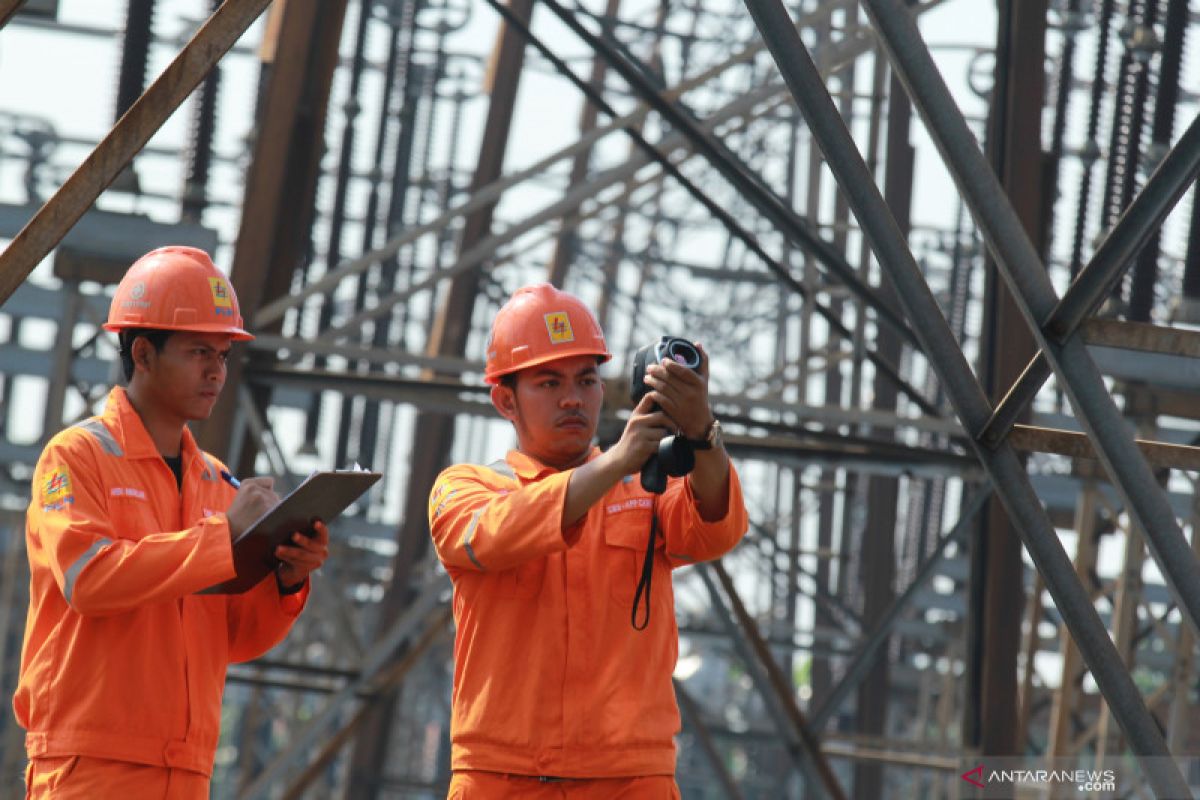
<box><xmin>484</xmin><ymin>348</ymin><xmax>611</xmax><ymax>384</ymax></box>
<box><xmin>103</xmin><ymin>321</ymin><xmax>255</xmax><ymax>341</ymax></box>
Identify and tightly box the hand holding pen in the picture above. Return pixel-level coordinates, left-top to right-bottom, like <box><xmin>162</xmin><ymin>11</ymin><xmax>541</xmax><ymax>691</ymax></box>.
<box><xmin>223</xmin><ymin>474</ymin><xmax>279</xmax><ymax>541</ymax></box>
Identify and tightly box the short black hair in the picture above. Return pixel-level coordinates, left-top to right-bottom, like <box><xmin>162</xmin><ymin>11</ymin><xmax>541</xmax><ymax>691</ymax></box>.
<box><xmin>119</xmin><ymin>329</ymin><xmax>172</xmax><ymax>382</ymax></box>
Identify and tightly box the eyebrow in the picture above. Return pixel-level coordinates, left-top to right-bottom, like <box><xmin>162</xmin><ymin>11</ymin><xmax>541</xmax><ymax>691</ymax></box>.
<box><xmin>530</xmin><ymin>366</ymin><xmax>598</xmax><ymax>379</ymax></box>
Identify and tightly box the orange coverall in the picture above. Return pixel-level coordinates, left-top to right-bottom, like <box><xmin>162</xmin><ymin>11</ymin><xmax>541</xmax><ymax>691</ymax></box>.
<box><xmin>428</xmin><ymin>448</ymin><xmax>748</xmax><ymax>780</ymax></box>
<box><xmin>13</xmin><ymin>387</ymin><xmax>308</xmax><ymax>793</ymax></box>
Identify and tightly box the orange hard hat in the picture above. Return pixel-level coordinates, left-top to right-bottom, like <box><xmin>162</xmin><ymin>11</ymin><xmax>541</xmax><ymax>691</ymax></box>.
<box><xmin>104</xmin><ymin>246</ymin><xmax>253</xmax><ymax>340</ymax></box>
<box><xmin>484</xmin><ymin>283</ymin><xmax>611</xmax><ymax>384</ymax></box>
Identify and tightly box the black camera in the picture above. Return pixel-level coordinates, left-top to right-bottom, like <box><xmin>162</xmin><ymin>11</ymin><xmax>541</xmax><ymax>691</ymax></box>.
<box><xmin>630</xmin><ymin>336</ymin><xmax>703</xmax><ymax>494</ymax></box>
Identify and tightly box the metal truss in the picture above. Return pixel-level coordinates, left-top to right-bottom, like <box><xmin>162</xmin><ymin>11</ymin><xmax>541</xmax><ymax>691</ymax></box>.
<box><xmin>4</xmin><ymin>0</ymin><xmax>1200</xmax><ymax>798</ymax></box>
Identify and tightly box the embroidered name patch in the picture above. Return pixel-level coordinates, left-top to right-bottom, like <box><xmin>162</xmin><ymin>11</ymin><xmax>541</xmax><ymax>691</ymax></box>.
<box><xmin>41</xmin><ymin>466</ymin><xmax>74</xmax><ymax>511</ymax></box>
<box><xmin>110</xmin><ymin>487</ymin><xmax>147</xmax><ymax>500</ymax></box>
<box><xmin>544</xmin><ymin>311</ymin><xmax>575</xmax><ymax>344</ymax></box>
<box><xmin>606</xmin><ymin>497</ymin><xmax>653</xmax><ymax>515</ymax></box>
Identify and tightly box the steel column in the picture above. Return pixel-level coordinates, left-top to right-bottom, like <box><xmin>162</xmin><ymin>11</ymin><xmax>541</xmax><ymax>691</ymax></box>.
<box><xmin>194</xmin><ymin>0</ymin><xmax>350</xmax><ymax>466</ymax></box>
<box><xmin>740</xmin><ymin>0</ymin><xmax>1189</xmax><ymax>793</ymax></box>
<box><xmin>1048</xmin><ymin>480</ymin><xmax>1102</xmax><ymax>758</ymax></box>
<box><xmin>967</xmin><ymin>0</ymin><xmax>1046</xmax><ymax>759</ymax></box>
<box><xmin>346</xmin><ymin>2</ymin><xmax>536</xmax><ymax>790</ymax></box>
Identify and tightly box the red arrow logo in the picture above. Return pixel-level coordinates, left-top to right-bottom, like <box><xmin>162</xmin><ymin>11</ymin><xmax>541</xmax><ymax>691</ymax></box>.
<box><xmin>962</xmin><ymin>765</ymin><xmax>985</xmax><ymax>788</ymax></box>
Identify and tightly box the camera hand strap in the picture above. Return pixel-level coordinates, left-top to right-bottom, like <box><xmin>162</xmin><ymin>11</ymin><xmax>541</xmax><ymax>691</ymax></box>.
<box><xmin>631</xmin><ymin>510</ymin><xmax>659</xmax><ymax>630</ymax></box>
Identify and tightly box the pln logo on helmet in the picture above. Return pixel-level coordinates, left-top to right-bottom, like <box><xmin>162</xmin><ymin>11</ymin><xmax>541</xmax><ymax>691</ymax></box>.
<box><xmin>209</xmin><ymin>277</ymin><xmax>234</xmax><ymax>318</ymax></box>
<box><xmin>543</xmin><ymin>311</ymin><xmax>575</xmax><ymax>345</ymax></box>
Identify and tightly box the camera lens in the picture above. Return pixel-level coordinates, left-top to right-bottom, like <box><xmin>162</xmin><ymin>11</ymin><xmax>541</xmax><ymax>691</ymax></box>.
<box><xmin>662</xmin><ymin>339</ymin><xmax>700</xmax><ymax>369</ymax></box>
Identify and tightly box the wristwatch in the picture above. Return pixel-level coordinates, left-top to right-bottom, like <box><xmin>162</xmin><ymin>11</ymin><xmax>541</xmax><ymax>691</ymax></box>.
<box><xmin>687</xmin><ymin>419</ymin><xmax>723</xmax><ymax>451</ymax></box>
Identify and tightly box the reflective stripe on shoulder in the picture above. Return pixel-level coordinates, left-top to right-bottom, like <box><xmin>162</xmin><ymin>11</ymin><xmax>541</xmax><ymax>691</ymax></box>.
<box><xmin>463</xmin><ymin>509</ymin><xmax>485</xmax><ymax>571</ymax></box>
<box><xmin>70</xmin><ymin>419</ymin><xmax>123</xmax><ymax>457</ymax></box>
<box><xmin>485</xmin><ymin>460</ymin><xmax>516</xmax><ymax>480</ymax></box>
<box><xmin>200</xmin><ymin>454</ymin><xmax>219</xmax><ymax>481</ymax></box>
<box><xmin>63</xmin><ymin>538</ymin><xmax>111</xmax><ymax>604</ymax></box>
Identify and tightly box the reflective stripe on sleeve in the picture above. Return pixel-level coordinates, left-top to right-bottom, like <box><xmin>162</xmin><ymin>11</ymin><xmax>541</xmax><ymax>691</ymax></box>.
<box><xmin>71</xmin><ymin>419</ymin><xmax>124</xmax><ymax>457</ymax></box>
<box><xmin>63</xmin><ymin>538</ymin><xmax>111</xmax><ymax>604</ymax></box>
<box><xmin>485</xmin><ymin>460</ymin><xmax>516</xmax><ymax>480</ymax></box>
<box><xmin>463</xmin><ymin>509</ymin><xmax>485</xmax><ymax>571</ymax></box>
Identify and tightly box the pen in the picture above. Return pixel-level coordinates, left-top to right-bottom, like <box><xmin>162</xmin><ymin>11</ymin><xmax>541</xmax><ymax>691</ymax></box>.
<box><xmin>219</xmin><ymin>469</ymin><xmax>241</xmax><ymax>489</ymax></box>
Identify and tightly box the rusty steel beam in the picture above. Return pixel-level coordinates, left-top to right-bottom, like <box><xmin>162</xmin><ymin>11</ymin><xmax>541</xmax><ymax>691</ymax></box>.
<box><xmin>1009</xmin><ymin>424</ymin><xmax>1200</xmax><ymax>470</ymax></box>
<box><xmin>0</xmin><ymin>0</ymin><xmax>273</xmax><ymax>307</ymax></box>
<box><xmin>708</xmin><ymin>561</ymin><xmax>848</xmax><ymax>800</ymax></box>
<box><xmin>194</xmin><ymin>0</ymin><xmax>350</xmax><ymax>464</ymax></box>
<box><xmin>1080</xmin><ymin>318</ymin><xmax>1200</xmax><ymax>356</ymax></box>
<box><xmin>0</xmin><ymin>0</ymin><xmax>27</xmax><ymax>31</ymax></box>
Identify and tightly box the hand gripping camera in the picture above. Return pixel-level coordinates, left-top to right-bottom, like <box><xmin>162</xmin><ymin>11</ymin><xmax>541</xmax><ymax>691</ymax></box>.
<box><xmin>630</xmin><ymin>336</ymin><xmax>703</xmax><ymax>494</ymax></box>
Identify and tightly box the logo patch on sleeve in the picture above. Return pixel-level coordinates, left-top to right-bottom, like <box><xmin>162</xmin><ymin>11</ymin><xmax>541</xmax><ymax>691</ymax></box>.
<box><xmin>544</xmin><ymin>311</ymin><xmax>575</xmax><ymax>345</ymax></box>
<box><xmin>41</xmin><ymin>465</ymin><xmax>74</xmax><ymax>511</ymax></box>
<box><xmin>208</xmin><ymin>277</ymin><xmax>234</xmax><ymax>317</ymax></box>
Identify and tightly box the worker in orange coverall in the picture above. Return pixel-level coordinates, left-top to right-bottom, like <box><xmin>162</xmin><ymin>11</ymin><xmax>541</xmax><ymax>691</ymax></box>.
<box><xmin>429</xmin><ymin>284</ymin><xmax>749</xmax><ymax>799</ymax></box>
<box><xmin>13</xmin><ymin>246</ymin><xmax>329</xmax><ymax>799</ymax></box>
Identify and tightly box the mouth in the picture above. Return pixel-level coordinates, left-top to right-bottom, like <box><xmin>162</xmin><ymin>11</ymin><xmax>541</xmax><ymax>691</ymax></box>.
<box><xmin>557</xmin><ymin>416</ymin><xmax>589</xmax><ymax>430</ymax></box>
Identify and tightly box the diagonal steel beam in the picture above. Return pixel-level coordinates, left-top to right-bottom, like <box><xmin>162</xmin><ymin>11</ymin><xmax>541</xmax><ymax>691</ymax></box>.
<box><xmin>741</xmin><ymin>0</ymin><xmax>1189</xmax><ymax>794</ymax></box>
<box><xmin>0</xmin><ymin>0</ymin><xmax>273</xmax><ymax>306</ymax></box>
<box><xmin>537</xmin><ymin>0</ymin><xmax>920</xmax><ymax>351</ymax></box>
<box><xmin>810</xmin><ymin>487</ymin><xmax>991</xmax><ymax>731</ymax></box>
<box><xmin>980</xmin><ymin>111</ymin><xmax>1200</xmax><ymax>446</ymax></box>
<box><xmin>697</xmin><ymin>562</ymin><xmax>844</xmax><ymax>800</ymax></box>
<box><xmin>460</xmin><ymin>0</ymin><xmax>942</xmax><ymax>417</ymax></box>
<box><xmin>0</xmin><ymin>0</ymin><xmax>26</xmax><ymax>31</ymax></box>
<box><xmin>236</xmin><ymin>579</ymin><xmax>448</xmax><ymax>799</ymax></box>
<box><xmin>856</xmin><ymin>0</ymin><xmax>1200</xmax><ymax>651</ymax></box>
<box><xmin>674</xmin><ymin>679</ymin><xmax>746</xmax><ymax>800</ymax></box>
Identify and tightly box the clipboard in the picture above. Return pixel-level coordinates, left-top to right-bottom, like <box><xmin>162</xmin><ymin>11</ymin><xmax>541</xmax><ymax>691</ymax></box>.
<box><xmin>200</xmin><ymin>469</ymin><xmax>382</xmax><ymax>594</ymax></box>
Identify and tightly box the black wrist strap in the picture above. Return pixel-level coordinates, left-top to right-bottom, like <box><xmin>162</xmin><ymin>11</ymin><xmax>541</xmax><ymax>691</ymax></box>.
<box><xmin>631</xmin><ymin>513</ymin><xmax>658</xmax><ymax>630</ymax></box>
<box><xmin>276</xmin><ymin>571</ymin><xmax>306</xmax><ymax>595</ymax></box>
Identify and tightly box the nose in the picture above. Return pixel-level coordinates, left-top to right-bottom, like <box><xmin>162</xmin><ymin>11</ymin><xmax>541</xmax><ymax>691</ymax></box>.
<box><xmin>559</xmin><ymin>387</ymin><xmax>583</xmax><ymax>408</ymax></box>
<box><xmin>206</xmin><ymin>355</ymin><xmax>226</xmax><ymax>380</ymax></box>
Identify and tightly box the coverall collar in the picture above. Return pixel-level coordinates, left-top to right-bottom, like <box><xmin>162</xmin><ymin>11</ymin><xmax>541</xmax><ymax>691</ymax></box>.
<box><xmin>104</xmin><ymin>386</ymin><xmax>205</xmax><ymax>470</ymax></box>
<box><xmin>505</xmin><ymin>446</ymin><xmax>601</xmax><ymax>479</ymax></box>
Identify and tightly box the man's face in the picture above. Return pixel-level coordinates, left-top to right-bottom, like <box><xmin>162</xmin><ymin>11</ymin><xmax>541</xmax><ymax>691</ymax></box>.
<box><xmin>490</xmin><ymin>354</ymin><xmax>604</xmax><ymax>470</ymax></box>
<box><xmin>132</xmin><ymin>332</ymin><xmax>232</xmax><ymax>423</ymax></box>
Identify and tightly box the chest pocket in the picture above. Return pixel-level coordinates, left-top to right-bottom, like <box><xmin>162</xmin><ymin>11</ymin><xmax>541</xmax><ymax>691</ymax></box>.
<box><xmin>603</xmin><ymin>509</ymin><xmax>667</xmax><ymax>608</ymax></box>
<box><xmin>107</xmin><ymin>493</ymin><xmax>161</xmax><ymax>541</ymax></box>
<box><xmin>496</xmin><ymin>558</ymin><xmax>546</xmax><ymax>599</ymax></box>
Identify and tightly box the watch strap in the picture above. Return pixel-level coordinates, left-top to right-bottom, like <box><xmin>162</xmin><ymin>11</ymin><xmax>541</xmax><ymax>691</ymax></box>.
<box><xmin>684</xmin><ymin>419</ymin><xmax>719</xmax><ymax>450</ymax></box>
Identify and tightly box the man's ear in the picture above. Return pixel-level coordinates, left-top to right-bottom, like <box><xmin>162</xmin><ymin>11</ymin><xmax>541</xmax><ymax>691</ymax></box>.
<box><xmin>490</xmin><ymin>384</ymin><xmax>518</xmax><ymax>423</ymax></box>
<box><xmin>130</xmin><ymin>336</ymin><xmax>156</xmax><ymax>374</ymax></box>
